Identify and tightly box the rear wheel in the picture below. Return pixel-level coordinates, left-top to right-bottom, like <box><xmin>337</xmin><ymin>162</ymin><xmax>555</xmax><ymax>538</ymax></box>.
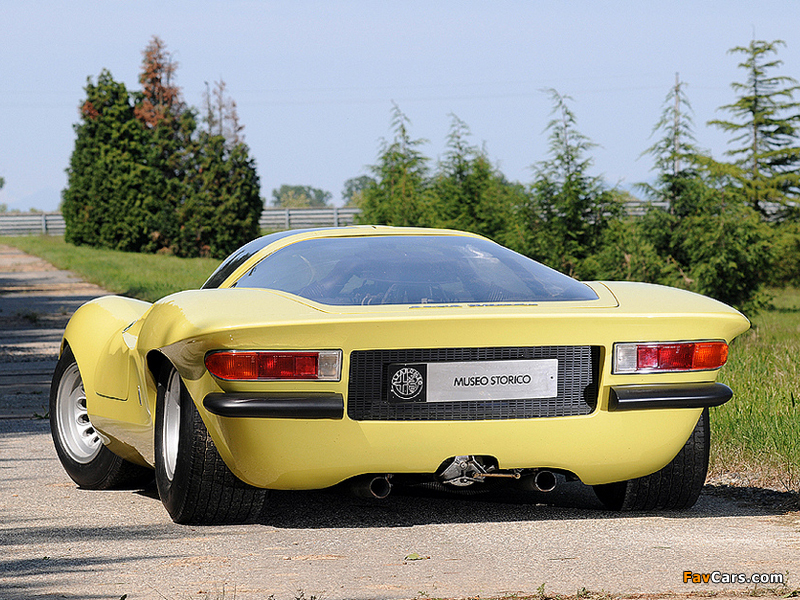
<box><xmin>593</xmin><ymin>408</ymin><xmax>710</xmax><ymax>511</ymax></box>
<box><xmin>154</xmin><ymin>366</ymin><xmax>267</xmax><ymax>524</ymax></box>
<box><xmin>50</xmin><ymin>345</ymin><xmax>152</xmax><ymax>489</ymax></box>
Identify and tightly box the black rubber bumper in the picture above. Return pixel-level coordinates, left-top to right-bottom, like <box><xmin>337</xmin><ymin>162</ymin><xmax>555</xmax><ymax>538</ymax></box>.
<box><xmin>609</xmin><ymin>382</ymin><xmax>733</xmax><ymax>411</ymax></box>
<box><xmin>203</xmin><ymin>393</ymin><xmax>344</xmax><ymax>419</ymax></box>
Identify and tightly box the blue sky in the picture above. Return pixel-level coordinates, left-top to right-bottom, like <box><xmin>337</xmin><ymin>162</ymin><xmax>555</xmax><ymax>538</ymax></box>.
<box><xmin>2</xmin><ymin>1</ymin><xmax>799</xmax><ymax>211</ymax></box>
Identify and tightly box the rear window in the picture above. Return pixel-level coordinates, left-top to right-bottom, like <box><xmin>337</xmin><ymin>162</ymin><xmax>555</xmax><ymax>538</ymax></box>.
<box><xmin>231</xmin><ymin>235</ymin><xmax>598</xmax><ymax>305</ymax></box>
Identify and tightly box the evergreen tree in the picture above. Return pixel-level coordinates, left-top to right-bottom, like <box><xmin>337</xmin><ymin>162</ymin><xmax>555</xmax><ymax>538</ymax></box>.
<box><xmin>709</xmin><ymin>39</ymin><xmax>800</xmax><ymax>213</ymax></box>
<box><xmin>178</xmin><ymin>75</ymin><xmax>262</xmax><ymax>258</ymax></box>
<box><xmin>665</xmin><ymin>185</ymin><xmax>772</xmax><ymax>313</ymax></box>
<box><xmin>524</xmin><ymin>90</ymin><xmax>621</xmax><ymax>276</ymax></box>
<box><xmin>63</xmin><ymin>36</ymin><xmax>263</xmax><ymax>258</ymax></box>
<box><xmin>639</xmin><ymin>74</ymin><xmax>708</xmax><ymax>215</ymax></box>
<box><xmin>62</xmin><ymin>70</ymin><xmax>153</xmax><ymax>250</ymax></box>
<box><xmin>135</xmin><ymin>36</ymin><xmax>183</xmax><ymax>128</ymax></box>
<box><xmin>133</xmin><ymin>36</ymin><xmax>196</xmax><ymax>253</ymax></box>
<box><xmin>358</xmin><ymin>104</ymin><xmax>432</xmax><ymax>226</ymax></box>
<box><xmin>178</xmin><ymin>133</ymin><xmax>262</xmax><ymax>258</ymax></box>
<box><xmin>429</xmin><ymin>114</ymin><xmax>524</xmax><ymax>242</ymax></box>
<box><xmin>642</xmin><ymin>75</ymin><xmax>700</xmax><ymax>177</ymax></box>
<box><xmin>629</xmin><ymin>73</ymin><xmax>776</xmax><ymax>314</ymax></box>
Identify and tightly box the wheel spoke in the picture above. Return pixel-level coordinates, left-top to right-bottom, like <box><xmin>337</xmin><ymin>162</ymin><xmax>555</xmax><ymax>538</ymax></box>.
<box><xmin>56</xmin><ymin>363</ymin><xmax>102</xmax><ymax>463</ymax></box>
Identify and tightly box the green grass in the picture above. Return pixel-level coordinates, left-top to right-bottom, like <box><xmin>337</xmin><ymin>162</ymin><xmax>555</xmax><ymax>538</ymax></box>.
<box><xmin>3</xmin><ymin>235</ymin><xmax>799</xmax><ymax>491</ymax></box>
<box><xmin>0</xmin><ymin>235</ymin><xmax>220</xmax><ymax>303</ymax></box>
<box><xmin>713</xmin><ymin>287</ymin><xmax>800</xmax><ymax>490</ymax></box>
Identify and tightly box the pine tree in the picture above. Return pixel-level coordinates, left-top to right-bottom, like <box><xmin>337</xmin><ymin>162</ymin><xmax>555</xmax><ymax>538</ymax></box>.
<box><xmin>359</xmin><ymin>104</ymin><xmax>432</xmax><ymax>226</ymax></box>
<box><xmin>62</xmin><ymin>70</ymin><xmax>153</xmax><ymax>250</ymax></box>
<box><xmin>429</xmin><ymin>114</ymin><xmax>523</xmax><ymax>242</ymax></box>
<box><xmin>178</xmin><ymin>134</ymin><xmax>262</xmax><ymax>258</ymax></box>
<box><xmin>641</xmin><ymin>74</ymin><xmax>702</xmax><ymax>191</ymax></box>
<box><xmin>625</xmin><ymin>75</ymin><xmax>776</xmax><ymax>314</ymax></box>
<box><xmin>132</xmin><ymin>36</ymin><xmax>197</xmax><ymax>252</ymax></box>
<box><xmin>135</xmin><ymin>36</ymin><xmax>183</xmax><ymax>128</ymax></box>
<box><xmin>709</xmin><ymin>39</ymin><xmax>800</xmax><ymax>213</ymax></box>
<box><xmin>525</xmin><ymin>89</ymin><xmax>620</xmax><ymax>276</ymax></box>
<box><xmin>176</xmin><ymin>79</ymin><xmax>262</xmax><ymax>258</ymax></box>
<box><xmin>63</xmin><ymin>37</ymin><xmax>263</xmax><ymax>258</ymax></box>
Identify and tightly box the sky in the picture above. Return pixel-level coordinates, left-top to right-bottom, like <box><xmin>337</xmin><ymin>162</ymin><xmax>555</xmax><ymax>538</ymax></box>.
<box><xmin>2</xmin><ymin>1</ymin><xmax>800</xmax><ymax>212</ymax></box>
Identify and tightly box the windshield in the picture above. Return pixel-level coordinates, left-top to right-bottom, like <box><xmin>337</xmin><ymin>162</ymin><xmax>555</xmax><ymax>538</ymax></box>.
<box><xmin>230</xmin><ymin>235</ymin><xmax>598</xmax><ymax>305</ymax></box>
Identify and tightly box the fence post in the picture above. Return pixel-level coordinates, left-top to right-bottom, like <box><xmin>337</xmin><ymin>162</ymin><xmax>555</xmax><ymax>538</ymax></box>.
<box><xmin>285</xmin><ymin>208</ymin><xmax>291</xmax><ymax>230</ymax></box>
<box><xmin>333</xmin><ymin>207</ymin><xmax>339</xmax><ymax>227</ymax></box>
<box><xmin>41</xmin><ymin>213</ymin><xmax>47</xmax><ymax>234</ymax></box>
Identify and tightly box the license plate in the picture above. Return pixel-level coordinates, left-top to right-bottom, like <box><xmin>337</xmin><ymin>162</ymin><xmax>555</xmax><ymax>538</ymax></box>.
<box><xmin>387</xmin><ymin>359</ymin><xmax>558</xmax><ymax>403</ymax></box>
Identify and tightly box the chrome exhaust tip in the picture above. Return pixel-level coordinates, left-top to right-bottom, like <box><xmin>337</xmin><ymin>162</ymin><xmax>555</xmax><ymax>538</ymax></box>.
<box><xmin>533</xmin><ymin>470</ymin><xmax>557</xmax><ymax>493</ymax></box>
<box><xmin>519</xmin><ymin>470</ymin><xmax>558</xmax><ymax>493</ymax></box>
<box><xmin>351</xmin><ymin>475</ymin><xmax>392</xmax><ymax>499</ymax></box>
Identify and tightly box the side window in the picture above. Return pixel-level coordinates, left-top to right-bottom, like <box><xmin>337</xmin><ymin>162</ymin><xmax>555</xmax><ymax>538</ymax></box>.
<box><xmin>202</xmin><ymin>230</ymin><xmax>316</xmax><ymax>289</ymax></box>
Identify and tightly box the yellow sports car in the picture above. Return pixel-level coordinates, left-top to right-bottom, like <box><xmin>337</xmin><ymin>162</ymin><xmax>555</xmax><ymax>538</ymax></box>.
<box><xmin>50</xmin><ymin>226</ymin><xmax>750</xmax><ymax>524</ymax></box>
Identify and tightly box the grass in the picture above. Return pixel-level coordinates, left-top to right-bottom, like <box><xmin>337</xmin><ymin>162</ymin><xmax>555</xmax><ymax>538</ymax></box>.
<box><xmin>712</xmin><ymin>287</ymin><xmax>800</xmax><ymax>491</ymax></box>
<box><xmin>3</xmin><ymin>235</ymin><xmax>799</xmax><ymax>491</ymax></box>
<box><xmin>0</xmin><ymin>235</ymin><xmax>220</xmax><ymax>303</ymax></box>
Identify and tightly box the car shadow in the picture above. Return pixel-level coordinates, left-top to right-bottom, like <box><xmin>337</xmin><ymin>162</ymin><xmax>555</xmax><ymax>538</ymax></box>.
<box><xmin>255</xmin><ymin>476</ymin><xmax>798</xmax><ymax>529</ymax></box>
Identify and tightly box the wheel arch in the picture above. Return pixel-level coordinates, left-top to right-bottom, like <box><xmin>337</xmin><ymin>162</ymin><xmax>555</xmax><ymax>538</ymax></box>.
<box><xmin>62</xmin><ymin>296</ymin><xmax>152</xmax><ymax>405</ymax></box>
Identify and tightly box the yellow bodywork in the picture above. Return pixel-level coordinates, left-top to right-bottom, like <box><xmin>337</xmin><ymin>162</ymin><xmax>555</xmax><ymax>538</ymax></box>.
<box><xmin>60</xmin><ymin>227</ymin><xmax>751</xmax><ymax>489</ymax></box>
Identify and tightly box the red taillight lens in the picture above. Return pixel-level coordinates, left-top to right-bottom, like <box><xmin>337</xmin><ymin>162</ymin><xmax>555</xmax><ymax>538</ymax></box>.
<box><xmin>205</xmin><ymin>351</ymin><xmax>341</xmax><ymax>381</ymax></box>
<box><xmin>262</xmin><ymin>353</ymin><xmax>318</xmax><ymax>379</ymax></box>
<box><xmin>614</xmin><ymin>341</ymin><xmax>728</xmax><ymax>374</ymax></box>
<box><xmin>636</xmin><ymin>343</ymin><xmax>694</xmax><ymax>371</ymax></box>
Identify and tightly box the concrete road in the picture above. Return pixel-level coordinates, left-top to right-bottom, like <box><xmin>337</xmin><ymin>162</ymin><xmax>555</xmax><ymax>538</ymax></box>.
<box><xmin>1</xmin><ymin>244</ymin><xmax>799</xmax><ymax>600</ymax></box>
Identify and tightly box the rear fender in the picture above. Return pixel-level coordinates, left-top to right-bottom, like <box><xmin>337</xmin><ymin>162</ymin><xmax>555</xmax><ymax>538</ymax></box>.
<box><xmin>62</xmin><ymin>296</ymin><xmax>152</xmax><ymax>437</ymax></box>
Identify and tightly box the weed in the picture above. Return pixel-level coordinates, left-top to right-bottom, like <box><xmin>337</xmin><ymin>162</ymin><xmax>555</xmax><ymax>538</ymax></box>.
<box><xmin>17</xmin><ymin>310</ymin><xmax>41</xmax><ymax>324</ymax></box>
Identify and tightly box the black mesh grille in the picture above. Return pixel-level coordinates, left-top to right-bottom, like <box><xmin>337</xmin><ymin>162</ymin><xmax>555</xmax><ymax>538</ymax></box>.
<box><xmin>347</xmin><ymin>346</ymin><xmax>599</xmax><ymax>421</ymax></box>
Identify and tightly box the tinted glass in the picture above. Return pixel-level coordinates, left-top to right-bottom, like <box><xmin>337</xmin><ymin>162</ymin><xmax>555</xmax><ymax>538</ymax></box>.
<box><xmin>231</xmin><ymin>235</ymin><xmax>598</xmax><ymax>305</ymax></box>
<box><xmin>202</xmin><ymin>229</ymin><xmax>323</xmax><ymax>289</ymax></box>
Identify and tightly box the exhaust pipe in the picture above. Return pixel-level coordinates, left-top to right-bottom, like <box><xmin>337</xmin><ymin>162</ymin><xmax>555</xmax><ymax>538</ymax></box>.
<box><xmin>351</xmin><ymin>475</ymin><xmax>392</xmax><ymax>499</ymax></box>
<box><xmin>519</xmin><ymin>470</ymin><xmax>558</xmax><ymax>493</ymax></box>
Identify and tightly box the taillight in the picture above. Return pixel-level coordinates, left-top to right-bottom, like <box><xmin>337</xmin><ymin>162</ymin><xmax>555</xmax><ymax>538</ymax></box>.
<box><xmin>613</xmin><ymin>341</ymin><xmax>728</xmax><ymax>374</ymax></box>
<box><xmin>205</xmin><ymin>350</ymin><xmax>342</xmax><ymax>381</ymax></box>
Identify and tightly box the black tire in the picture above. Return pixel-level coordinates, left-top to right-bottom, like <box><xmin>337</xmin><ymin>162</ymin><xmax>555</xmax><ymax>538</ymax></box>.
<box><xmin>154</xmin><ymin>366</ymin><xmax>267</xmax><ymax>524</ymax></box>
<box><xmin>50</xmin><ymin>345</ymin><xmax>152</xmax><ymax>490</ymax></box>
<box><xmin>593</xmin><ymin>408</ymin><xmax>710</xmax><ymax>511</ymax></box>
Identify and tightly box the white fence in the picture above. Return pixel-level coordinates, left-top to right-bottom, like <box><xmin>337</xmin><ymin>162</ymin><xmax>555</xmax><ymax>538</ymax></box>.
<box><xmin>0</xmin><ymin>207</ymin><xmax>362</xmax><ymax>236</ymax></box>
<box><xmin>0</xmin><ymin>213</ymin><xmax>67</xmax><ymax>236</ymax></box>
<box><xmin>260</xmin><ymin>207</ymin><xmax>360</xmax><ymax>230</ymax></box>
<box><xmin>0</xmin><ymin>203</ymin><xmax>671</xmax><ymax>236</ymax></box>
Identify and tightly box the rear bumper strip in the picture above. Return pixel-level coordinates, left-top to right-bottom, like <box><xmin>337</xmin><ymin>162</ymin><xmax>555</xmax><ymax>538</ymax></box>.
<box><xmin>203</xmin><ymin>393</ymin><xmax>344</xmax><ymax>419</ymax></box>
<box><xmin>609</xmin><ymin>382</ymin><xmax>732</xmax><ymax>411</ymax></box>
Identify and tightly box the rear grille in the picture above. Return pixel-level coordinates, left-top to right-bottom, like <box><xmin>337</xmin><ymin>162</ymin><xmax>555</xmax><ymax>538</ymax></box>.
<box><xmin>347</xmin><ymin>346</ymin><xmax>599</xmax><ymax>421</ymax></box>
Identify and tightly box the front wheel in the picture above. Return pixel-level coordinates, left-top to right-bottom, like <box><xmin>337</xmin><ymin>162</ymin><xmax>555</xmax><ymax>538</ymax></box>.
<box><xmin>154</xmin><ymin>366</ymin><xmax>267</xmax><ymax>524</ymax></box>
<box><xmin>50</xmin><ymin>345</ymin><xmax>152</xmax><ymax>489</ymax></box>
<box><xmin>593</xmin><ymin>408</ymin><xmax>710</xmax><ymax>511</ymax></box>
